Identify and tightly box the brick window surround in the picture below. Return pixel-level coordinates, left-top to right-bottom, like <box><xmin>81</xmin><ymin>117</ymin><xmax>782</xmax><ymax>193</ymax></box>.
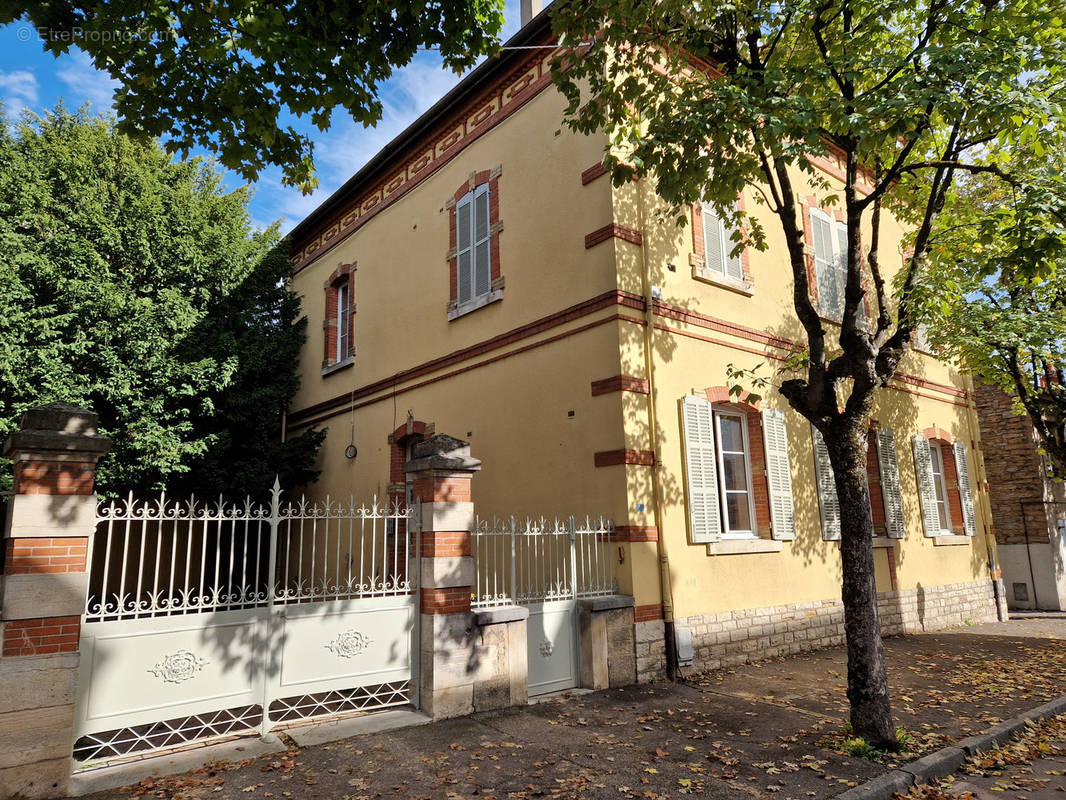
<box><xmin>690</xmin><ymin>194</ymin><xmax>753</xmax><ymax>293</ymax></box>
<box><xmin>801</xmin><ymin>199</ymin><xmax>871</xmax><ymax>320</ymax></box>
<box><xmin>703</xmin><ymin>387</ymin><xmax>772</xmax><ymax>539</ymax></box>
<box><xmin>924</xmin><ymin>426</ymin><xmax>966</xmax><ymax>535</ymax></box>
<box><xmin>322</xmin><ymin>262</ymin><xmax>355</xmax><ymax>373</ymax></box>
<box><xmin>387</xmin><ymin>418</ymin><xmax>436</xmax><ymax>508</ymax></box>
<box><xmin>865</xmin><ymin>430</ymin><xmax>889</xmax><ymax>537</ymax></box>
<box><xmin>446</xmin><ymin>167</ymin><xmax>504</xmax><ymax>320</ymax></box>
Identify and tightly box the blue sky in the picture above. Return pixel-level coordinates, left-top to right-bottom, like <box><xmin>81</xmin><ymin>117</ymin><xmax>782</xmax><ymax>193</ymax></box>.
<box><xmin>0</xmin><ymin>2</ymin><xmax>522</xmax><ymax>233</ymax></box>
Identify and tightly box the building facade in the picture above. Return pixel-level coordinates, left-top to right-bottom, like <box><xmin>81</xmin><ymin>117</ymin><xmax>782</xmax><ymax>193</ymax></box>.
<box><xmin>284</xmin><ymin>13</ymin><xmax>1003</xmax><ymax>684</ymax></box>
<box><xmin>975</xmin><ymin>382</ymin><xmax>1066</xmax><ymax>611</ymax></box>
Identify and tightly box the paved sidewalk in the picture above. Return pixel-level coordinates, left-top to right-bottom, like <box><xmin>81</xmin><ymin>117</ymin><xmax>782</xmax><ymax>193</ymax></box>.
<box><xmin>75</xmin><ymin>619</ymin><xmax>1066</xmax><ymax>800</ymax></box>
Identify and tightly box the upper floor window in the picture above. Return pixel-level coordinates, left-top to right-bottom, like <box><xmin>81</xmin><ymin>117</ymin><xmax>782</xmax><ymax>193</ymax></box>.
<box><xmin>321</xmin><ymin>262</ymin><xmax>354</xmax><ymax>375</ymax></box>
<box><xmin>447</xmin><ymin>167</ymin><xmax>503</xmax><ymax>320</ymax></box>
<box><xmin>701</xmin><ymin>202</ymin><xmax>743</xmax><ymax>282</ymax></box>
<box><xmin>336</xmin><ymin>278</ymin><xmax>351</xmax><ymax>363</ymax></box>
<box><xmin>809</xmin><ymin>208</ymin><xmax>848</xmax><ymax>319</ymax></box>
<box><xmin>456</xmin><ymin>184</ymin><xmax>491</xmax><ymax>305</ymax></box>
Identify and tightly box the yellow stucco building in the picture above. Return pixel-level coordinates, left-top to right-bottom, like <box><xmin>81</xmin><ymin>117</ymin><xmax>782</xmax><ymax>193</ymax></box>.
<box><xmin>284</xmin><ymin>12</ymin><xmax>1004</xmax><ymax>682</ymax></box>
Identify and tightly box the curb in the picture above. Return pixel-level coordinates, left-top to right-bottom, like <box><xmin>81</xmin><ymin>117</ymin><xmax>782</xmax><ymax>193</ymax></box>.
<box><xmin>833</xmin><ymin>693</ymin><xmax>1066</xmax><ymax>800</ymax></box>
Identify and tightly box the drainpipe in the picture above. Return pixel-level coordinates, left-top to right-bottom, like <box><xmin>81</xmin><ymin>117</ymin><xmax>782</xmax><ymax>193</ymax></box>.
<box><xmin>1020</xmin><ymin>502</ymin><xmax>1039</xmax><ymax>609</ymax></box>
<box><xmin>635</xmin><ymin>177</ymin><xmax>678</xmax><ymax>680</ymax></box>
<box><xmin>963</xmin><ymin>374</ymin><xmax>1006</xmax><ymax>619</ymax></box>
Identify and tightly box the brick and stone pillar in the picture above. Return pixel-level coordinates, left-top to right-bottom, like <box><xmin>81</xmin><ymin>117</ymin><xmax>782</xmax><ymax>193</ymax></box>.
<box><xmin>0</xmin><ymin>403</ymin><xmax>110</xmax><ymax>799</ymax></box>
<box><xmin>406</xmin><ymin>434</ymin><xmax>528</xmax><ymax>718</ymax></box>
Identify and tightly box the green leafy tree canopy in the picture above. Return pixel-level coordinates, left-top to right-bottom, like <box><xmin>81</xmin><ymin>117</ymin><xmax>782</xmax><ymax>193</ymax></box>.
<box><xmin>920</xmin><ymin>148</ymin><xmax>1066</xmax><ymax>476</ymax></box>
<box><xmin>0</xmin><ymin>105</ymin><xmax>324</xmax><ymax>496</ymax></box>
<box><xmin>1</xmin><ymin>0</ymin><xmax>506</xmax><ymax>191</ymax></box>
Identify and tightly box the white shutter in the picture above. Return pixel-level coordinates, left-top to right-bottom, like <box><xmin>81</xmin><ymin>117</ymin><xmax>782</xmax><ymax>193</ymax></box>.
<box><xmin>762</xmin><ymin>408</ymin><xmax>795</xmax><ymax>540</ymax></box>
<box><xmin>701</xmin><ymin>202</ymin><xmax>725</xmax><ymax>277</ymax></box>
<box><xmin>912</xmin><ymin>435</ymin><xmax>941</xmax><ymax>537</ymax></box>
<box><xmin>702</xmin><ymin>202</ymin><xmax>743</xmax><ymax>281</ymax></box>
<box><xmin>810</xmin><ymin>209</ymin><xmax>839</xmax><ymax>317</ymax></box>
<box><xmin>953</xmin><ymin>441</ymin><xmax>978</xmax><ymax>537</ymax></box>
<box><xmin>811</xmin><ymin>425</ymin><xmax>840</xmax><ymax>540</ymax></box>
<box><xmin>473</xmin><ymin>183</ymin><xmax>491</xmax><ymax>298</ymax></box>
<box><xmin>835</xmin><ymin>221</ymin><xmax>849</xmax><ymax>320</ymax></box>
<box><xmin>681</xmin><ymin>395</ymin><xmax>721</xmax><ymax>543</ymax></box>
<box><xmin>875</xmin><ymin>429</ymin><xmax>906</xmax><ymax>539</ymax></box>
<box><xmin>456</xmin><ymin>192</ymin><xmax>474</xmax><ymax>305</ymax></box>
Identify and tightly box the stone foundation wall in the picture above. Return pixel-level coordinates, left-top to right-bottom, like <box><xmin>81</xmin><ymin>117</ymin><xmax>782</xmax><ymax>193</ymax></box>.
<box><xmin>635</xmin><ymin>580</ymin><xmax>997</xmax><ymax>680</ymax></box>
<box><xmin>634</xmin><ymin>618</ymin><xmax>667</xmax><ymax>683</ymax></box>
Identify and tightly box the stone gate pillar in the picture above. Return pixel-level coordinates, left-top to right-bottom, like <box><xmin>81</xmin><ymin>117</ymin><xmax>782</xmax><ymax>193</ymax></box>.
<box><xmin>0</xmin><ymin>403</ymin><xmax>110</xmax><ymax>799</ymax></box>
<box><xmin>406</xmin><ymin>434</ymin><xmax>527</xmax><ymax>718</ymax></box>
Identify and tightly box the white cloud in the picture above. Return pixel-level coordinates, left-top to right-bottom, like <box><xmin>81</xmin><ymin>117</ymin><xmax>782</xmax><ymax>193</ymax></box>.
<box><xmin>0</xmin><ymin>69</ymin><xmax>39</xmax><ymax>117</ymax></box>
<box><xmin>55</xmin><ymin>50</ymin><xmax>118</xmax><ymax>111</ymax></box>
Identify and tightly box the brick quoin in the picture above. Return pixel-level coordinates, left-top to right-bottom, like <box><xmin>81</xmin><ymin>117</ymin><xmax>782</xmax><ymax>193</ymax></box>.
<box><xmin>13</xmin><ymin>460</ymin><xmax>96</xmax><ymax>495</ymax></box>
<box><xmin>420</xmin><ymin>531</ymin><xmax>471</xmax><ymax>558</ymax></box>
<box><xmin>594</xmin><ymin>449</ymin><xmax>656</xmax><ymax>468</ymax></box>
<box><xmin>412</xmin><ymin>476</ymin><xmax>472</xmax><ymax>503</ymax></box>
<box><xmin>1</xmin><ymin>615</ymin><xmax>81</xmax><ymax>656</ymax></box>
<box><xmin>590</xmin><ymin>375</ymin><xmax>650</xmax><ymax>396</ymax></box>
<box><xmin>634</xmin><ymin>604</ymin><xmax>663</xmax><ymax>623</ymax></box>
<box><xmin>611</xmin><ymin>526</ymin><xmax>659</xmax><ymax>542</ymax></box>
<box><xmin>4</xmin><ymin>537</ymin><xmax>88</xmax><ymax>574</ymax></box>
<box><xmin>584</xmin><ymin>223</ymin><xmax>643</xmax><ymax>249</ymax></box>
<box><xmin>420</xmin><ymin>587</ymin><xmax>472</xmax><ymax>614</ymax></box>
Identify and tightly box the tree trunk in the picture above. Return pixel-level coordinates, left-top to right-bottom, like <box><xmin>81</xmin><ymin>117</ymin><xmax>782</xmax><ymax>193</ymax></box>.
<box><xmin>824</xmin><ymin>422</ymin><xmax>896</xmax><ymax>748</ymax></box>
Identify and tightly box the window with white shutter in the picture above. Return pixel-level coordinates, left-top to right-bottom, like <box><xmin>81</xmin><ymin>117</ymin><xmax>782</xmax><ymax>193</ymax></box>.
<box><xmin>808</xmin><ymin>208</ymin><xmax>862</xmax><ymax>322</ymax></box>
<box><xmin>875</xmin><ymin>428</ymin><xmax>906</xmax><ymax>539</ymax></box>
<box><xmin>912</xmin><ymin>435</ymin><xmax>942</xmax><ymax>537</ymax></box>
<box><xmin>681</xmin><ymin>396</ymin><xmax>722</xmax><ymax>543</ymax></box>
<box><xmin>811</xmin><ymin>425</ymin><xmax>841</xmax><ymax>540</ymax></box>
<box><xmin>701</xmin><ymin>202</ymin><xmax>744</xmax><ymax>282</ymax></box>
<box><xmin>953</xmin><ymin>441</ymin><xmax>978</xmax><ymax>536</ymax></box>
<box><xmin>762</xmin><ymin>408</ymin><xmax>795</xmax><ymax>540</ymax></box>
<box><xmin>455</xmin><ymin>183</ymin><xmax>492</xmax><ymax>307</ymax></box>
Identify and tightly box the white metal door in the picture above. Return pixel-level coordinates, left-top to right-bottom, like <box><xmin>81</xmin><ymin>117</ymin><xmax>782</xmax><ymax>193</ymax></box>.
<box><xmin>526</xmin><ymin>599</ymin><xmax>578</xmax><ymax>695</ymax></box>
<box><xmin>470</xmin><ymin>516</ymin><xmax>616</xmax><ymax>697</ymax></box>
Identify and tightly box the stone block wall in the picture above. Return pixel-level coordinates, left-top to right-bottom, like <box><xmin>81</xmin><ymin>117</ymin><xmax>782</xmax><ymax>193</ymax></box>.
<box><xmin>635</xmin><ymin>580</ymin><xmax>997</xmax><ymax>680</ymax></box>
<box><xmin>974</xmin><ymin>382</ymin><xmax>1058</xmax><ymax>546</ymax></box>
<box><xmin>634</xmin><ymin>606</ymin><xmax>667</xmax><ymax>683</ymax></box>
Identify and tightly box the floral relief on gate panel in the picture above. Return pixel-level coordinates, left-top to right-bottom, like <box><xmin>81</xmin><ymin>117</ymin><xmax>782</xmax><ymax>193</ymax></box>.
<box><xmin>326</xmin><ymin>629</ymin><xmax>373</xmax><ymax>658</ymax></box>
<box><xmin>149</xmin><ymin>650</ymin><xmax>210</xmax><ymax>684</ymax></box>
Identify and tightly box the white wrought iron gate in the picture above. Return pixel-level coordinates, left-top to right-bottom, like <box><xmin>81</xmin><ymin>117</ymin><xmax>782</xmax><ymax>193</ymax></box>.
<box><xmin>472</xmin><ymin>516</ymin><xmax>615</xmax><ymax>695</ymax></box>
<box><xmin>73</xmin><ymin>482</ymin><xmax>418</xmax><ymax>764</ymax></box>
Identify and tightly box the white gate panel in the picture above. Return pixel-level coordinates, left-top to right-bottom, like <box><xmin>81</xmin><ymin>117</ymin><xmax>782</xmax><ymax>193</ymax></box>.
<box><xmin>74</xmin><ymin>486</ymin><xmax>418</xmax><ymax>764</ymax></box>
<box><xmin>77</xmin><ymin>610</ymin><xmax>261</xmax><ymax>732</ymax></box>
<box><xmin>272</xmin><ymin>596</ymin><xmax>416</xmax><ymax>694</ymax></box>
<box><xmin>526</xmin><ymin>600</ymin><xmax>578</xmax><ymax>695</ymax></box>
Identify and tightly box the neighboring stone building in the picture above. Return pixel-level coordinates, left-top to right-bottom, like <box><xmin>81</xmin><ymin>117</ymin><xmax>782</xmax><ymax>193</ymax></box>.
<box><xmin>975</xmin><ymin>382</ymin><xmax>1066</xmax><ymax>610</ymax></box>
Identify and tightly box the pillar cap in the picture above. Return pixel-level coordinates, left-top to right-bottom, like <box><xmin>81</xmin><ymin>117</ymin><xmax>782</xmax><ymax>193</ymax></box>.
<box><xmin>3</xmin><ymin>403</ymin><xmax>111</xmax><ymax>460</ymax></box>
<box><xmin>404</xmin><ymin>434</ymin><xmax>481</xmax><ymax>474</ymax></box>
